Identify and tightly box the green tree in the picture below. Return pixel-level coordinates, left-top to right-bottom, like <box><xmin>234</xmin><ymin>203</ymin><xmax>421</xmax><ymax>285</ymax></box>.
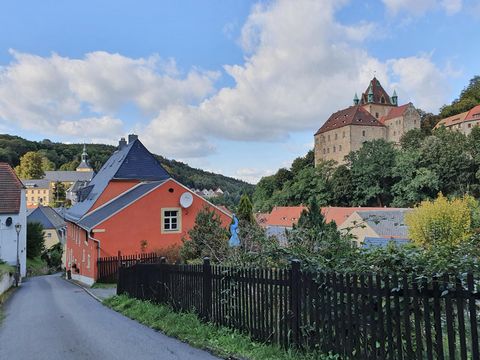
<box><xmin>252</xmin><ymin>175</ymin><xmax>276</xmax><ymax>211</ymax></box>
<box><xmin>15</xmin><ymin>151</ymin><xmax>45</xmax><ymax>179</ymax></box>
<box><xmin>290</xmin><ymin>150</ymin><xmax>314</xmax><ymax>175</ymax></box>
<box><xmin>400</xmin><ymin>129</ymin><xmax>427</xmax><ymax>150</ymax></box>
<box><xmin>330</xmin><ymin>164</ymin><xmax>354</xmax><ymax>206</ymax></box>
<box><xmin>346</xmin><ymin>139</ymin><xmax>398</xmax><ymax>206</ymax></box>
<box><xmin>237</xmin><ymin>194</ymin><xmax>254</xmax><ymax>223</ymax></box>
<box><xmin>440</xmin><ymin>76</ymin><xmax>480</xmax><ymax>118</ymax></box>
<box><xmin>180</xmin><ymin>207</ymin><xmax>229</xmax><ymax>262</ymax></box>
<box><xmin>27</xmin><ymin>222</ymin><xmax>45</xmax><ymax>259</ymax></box>
<box><xmin>52</xmin><ymin>181</ymin><xmax>67</xmax><ymax>207</ymax></box>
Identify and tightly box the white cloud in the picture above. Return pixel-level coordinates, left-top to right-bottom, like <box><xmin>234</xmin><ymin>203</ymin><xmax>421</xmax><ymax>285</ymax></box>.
<box><xmin>382</xmin><ymin>0</ymin><xmax>462</xmax><ymax>16</ymax></box>
<box><xmin>234</xmin><ymin>167</ymin><xmax>275</xmax><ymax>184</ymax></box>
<box><xmin>0</xmin><ymin>50</ymin><xmax>218</xmax><ymax>142</ymax></box>
<box><xmin>0</xmin><ymin>0</ymin><xmax>455</xmax><ymax>160</ymax></box>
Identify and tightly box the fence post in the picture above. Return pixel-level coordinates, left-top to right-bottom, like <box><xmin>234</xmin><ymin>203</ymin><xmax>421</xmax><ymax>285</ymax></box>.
<box><xmin>202</xmin><ymin>257</ymin><xmax>212</xmax><ymax>321</ymax></box>
<box><xmin>290</xmin><ymin>259</ymin><xmax>301</xmax><ymax>347</ymax></box>
<box><xmin>116</xmin><ymin>251</ymin><xmax>122</xmax><ymax>283</ymax></box>
<box><xmin>160</xmin><ymin>257</ymin><xmax>166</xmax><ymax>264</ymax></box>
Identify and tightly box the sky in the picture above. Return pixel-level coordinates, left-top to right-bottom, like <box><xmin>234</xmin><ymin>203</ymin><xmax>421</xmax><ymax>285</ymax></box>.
<box><xmin>0</xmin><ymin>0</ymin><xmax>479</xmax><ymax>183</ymax></box>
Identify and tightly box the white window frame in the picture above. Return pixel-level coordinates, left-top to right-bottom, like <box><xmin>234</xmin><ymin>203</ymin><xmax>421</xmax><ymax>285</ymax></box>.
<box><xmin>161</xmin><ymin>208</ymin><xmax>182</xmax><ymax>234</ymax></box>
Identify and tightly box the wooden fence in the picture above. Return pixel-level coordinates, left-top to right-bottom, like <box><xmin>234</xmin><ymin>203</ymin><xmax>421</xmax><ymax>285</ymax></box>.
<box><xmin>117</xmin><ymin>258</ymin><xmax>480</xmax><ymax>359</ymax></box>
<box><xmin>97</xmin><ymin>252</ymin><xmax>162</xmax><ymax>283</ymax></box>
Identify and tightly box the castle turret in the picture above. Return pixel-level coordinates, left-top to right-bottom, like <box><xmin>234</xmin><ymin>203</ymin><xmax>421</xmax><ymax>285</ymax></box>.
<box><xmin>353</xmin><ymin>93</ymin><xmax>359</xmax><ymax>105</ymax></box>
<box><xmin>391</xmin><ymin>90</ymin><xmax>398</xmax><ymax>106</ymax></box>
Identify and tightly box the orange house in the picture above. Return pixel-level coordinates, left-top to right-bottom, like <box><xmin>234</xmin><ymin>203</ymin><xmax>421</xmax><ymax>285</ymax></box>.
<box><xmin>65</xmin><ymin>135</ymin><xmax>231</xmax><ymax>285</ymax></box>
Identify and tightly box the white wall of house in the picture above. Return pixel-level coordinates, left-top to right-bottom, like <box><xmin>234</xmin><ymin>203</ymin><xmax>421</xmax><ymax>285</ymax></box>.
<box><xmin>0</xmin><ymin>189</ymin><xmax>27</xmax><ymax>277</ymax></box>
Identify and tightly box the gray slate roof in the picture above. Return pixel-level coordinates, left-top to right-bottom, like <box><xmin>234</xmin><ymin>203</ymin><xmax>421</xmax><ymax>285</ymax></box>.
<box><xmin>76</xmin><ymin>180</ymin><xmax>166</xmax><ymax>231</ymax></box>
<box><xmin>22</xmin><ymin>179</ymin><xmax>50</xmax><ymax>188</ymax></box>
<box><xmin>363</xmin><ymin>237</ymin><xmax>410</xmax><ymax>248</ymax></box>
<box><xmin>356</xmin><ymin>209</ymin><xmax>411</xmax><ymax>238</ymax></box>
<box><xmin>65</xmin><ymin>139</ymin><xmax>170</xmax><ymax>222</ymax></box>
<box><xmin>28</xmin><ymin>206</ymin><xmax>66</xmax><ymax>230</ymax></box>
<box><xmin>44</xmin><ymin>171</ymin><xmax>94</xmax><ymax>182</ymax></box>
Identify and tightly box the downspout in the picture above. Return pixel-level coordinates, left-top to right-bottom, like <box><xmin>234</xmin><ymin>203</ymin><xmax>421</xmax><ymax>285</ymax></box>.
<box><xmin>88</xmin><ymin>232</ymin><xmax>102</xmax><ymax>281</ymax></box>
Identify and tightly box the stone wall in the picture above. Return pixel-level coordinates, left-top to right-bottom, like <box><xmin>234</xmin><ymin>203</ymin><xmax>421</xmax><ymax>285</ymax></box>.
<box><xmin>385</xmin><ymin>105</ymin><xmax>421</xmax><ymax>143</ymax></box>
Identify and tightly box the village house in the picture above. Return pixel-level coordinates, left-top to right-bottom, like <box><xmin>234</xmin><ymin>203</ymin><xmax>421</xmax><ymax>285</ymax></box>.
<box><xmin>257</xmin><ymin>205</ymin><xmax>411</xmax><ymax>247</ymax></box>
<box><xmin>434</xmin><ymin>104</ymin><xmax>480</xmax><ymax>135</ymax></box>
<box><xmin>64</xmin><ymin>135</ymin><xmax>231</xmax><ymax>285</ymax></box>
<box><xmin>27</xmin><ymin>206</ymin><xmax>67</xmax><ymax>266</ymax></box>
<box><xmin>314</xmin><ymin>77</ymin><xmax>421</xmax><ymax>165</ymax></box>
<box><xmin>0</xmin><ymin>163</ymin><xmax>27</xmax><ymax>278</ymax></box>
<box><xmin>23</xmin><ymin>145</ymin><xmax>94</xmax><ymax>207</ymax></box>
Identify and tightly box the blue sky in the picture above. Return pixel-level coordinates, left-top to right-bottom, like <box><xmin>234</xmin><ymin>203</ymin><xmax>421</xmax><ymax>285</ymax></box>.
<box><xmin>0</xmin><ymin>0</ymin><xmax>478</xmax><ymax>183</ymax></box>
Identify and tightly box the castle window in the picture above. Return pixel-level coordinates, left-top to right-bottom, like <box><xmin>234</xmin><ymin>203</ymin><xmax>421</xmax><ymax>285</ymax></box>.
<box><xmin>328</xmin><ymin>135</ymin><xmax>330</xmax><ymax>141</ymax></box>
<box><xmin>323</xmin><ymin>148</ymin><xmax>326</xmax><ymax>154</ymax></box>
<box><xmin>335</xmin><ymin>133</ymin><xmax>338</xmax><ymax>140</ymax></box>
<box><xmin>362</xmin><ymin>130</ymin><xmax>366</xmax><ymax>137</ymax></box>
<box><xmin>468</xmin><ymin>124</ymin><xmax>472</xmax><ymax>128</ymax></box>
<box><xmin>414</xmin><ymin>120</ymin><xmax>416</xmax><ymax>125</ymax></box>
<box><xmin>375</xmin><ymin>112</ymin><xmax>379</xmax><ymax>118</ymax></box>
<box><xmin>333</xmin><ymin>146</ymin><xmax>336</xmax><ymax>153</ymax></box>
<box><xmin>327</xmin><ymin>148</ymin><xmax>330</xmax><ymax>154</ymax></box>
<box><xmin>343</xmin><ymin>131</ymin><xmax>345</xmax><ymax>138</ymax></box>
<box><xmin>381</xmin><ymin>96</ymin><xmax>385</xmax><ymax>104</ymax></box>
<box><xmin>394</xmin><ymin>131</ymin><xmax>396</xmax><ymax>136</ymax></box>
<box><xmin>339</xmin><ymin>145</ymin><xmax>342</xmax><ymax>151</ymax></box>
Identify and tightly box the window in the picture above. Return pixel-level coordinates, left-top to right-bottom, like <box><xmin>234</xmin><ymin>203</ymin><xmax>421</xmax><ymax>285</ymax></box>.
<box><xmin>394</xmin><ymin>131</ymin><xmax>396</xmax><ymax>136</ymax></box>
<box><xmin>468</xmin><ymin>123</ymin><xmax>472</xmax><ymax>128</ymax></box>
<box><xmin>162</xmin><ymin>208</ymin><xmax>181</xmax><ymax>233</ymax></box>
<box><xmin>327</xmin><ymin>148</ymin><xmax>330</xmax><ymax>154</ymax></box>
<box><xmin>342</xmin><ymin>131</ymin><xmax>345</xmax><ymax>138</ymax></box>
<box><xmin>362</xmin><ymin>130</ymin><xmax>366</xmax><ymax>137</ymax></box>
<box><xmin>339</xmin><ymin>145</ymin><xmax>342</xmax><ymax>151</ymax></box>
<box><xmin>46</xmin><ymin>232</ymin><xmax>51</xmax><ymax>237</ymax></box>
<box><xmin>375</xmin><ymin>112</ymin><xmax>379</xmax><ymax>119</ymax></box>
<box><xmin>333</xmin><ymin>146</ymin><xmax>336</xmax><ymax>153</ymax></box>
<box><xmin>82</xmin><ymin>249</ymin><xmax>85</xmax><ymax>262</ymax></box>
<box><xmin>335</xmin><ymin>133</ymin><xmax>338</xmax><ymax>140</ymax></box>
<box><xmin>323</xmin><ymin>148</ymin><xmax>326</xmax><ymax>154</ymax></box>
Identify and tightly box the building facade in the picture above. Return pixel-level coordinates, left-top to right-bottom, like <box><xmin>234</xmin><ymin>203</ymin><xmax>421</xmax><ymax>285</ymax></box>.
<box><xmin>64</xmin><ymin>135</ymin><xmax>231</xmax><ymax>285</ymax></box>
<box><xmin>434</xmin><ymin>105</ymin><xmax>480</xmax><ymax>135</ymax></box>
<box><xmin>0</xmin><ymin>163</ymin><xmax>27</xmax><ymax>277</ymax></box>
<box><xmin>314</xmin><ymin>77</ymin><xmax>421</xmax><ymax>165</ymax></box>
<box><xmin>23</xmin><ymin>146</ymin><xmax>94</xmax><ymax>207</ymax></box>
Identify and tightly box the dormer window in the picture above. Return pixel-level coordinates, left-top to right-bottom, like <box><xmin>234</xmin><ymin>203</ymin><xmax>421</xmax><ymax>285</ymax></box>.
<box><xmin>381</xmin><ymin>96</ymin><xmax>385</xmax><ymax>104</ymax></box>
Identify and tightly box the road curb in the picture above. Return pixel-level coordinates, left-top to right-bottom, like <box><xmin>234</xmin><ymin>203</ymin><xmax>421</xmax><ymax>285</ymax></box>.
<box><xmin>64</xmin><ymin>278</ymin><xmax>103</xmax><ymax>303</ymax></box>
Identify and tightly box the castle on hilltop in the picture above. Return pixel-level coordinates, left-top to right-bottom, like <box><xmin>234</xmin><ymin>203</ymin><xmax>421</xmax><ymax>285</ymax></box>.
<box><xmin>314</xmin><ymin>77</ymin><xmax>421</xmax><ymax>165</ymax></box>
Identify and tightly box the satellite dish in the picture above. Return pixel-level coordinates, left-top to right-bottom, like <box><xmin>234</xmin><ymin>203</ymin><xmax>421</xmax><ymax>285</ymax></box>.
<box><xmin>5</xmin><ymin>217</ymin><xmax>12</xmax><ymax>227</ymax></box>
<box><xmin>180</xmin><ymin>192</ymin><xmax>193</xmax><ymax>208</ymax></box>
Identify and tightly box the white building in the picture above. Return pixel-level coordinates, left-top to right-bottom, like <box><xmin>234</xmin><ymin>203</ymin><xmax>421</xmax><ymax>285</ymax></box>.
<box><xmin>0</xmin><ymin>163</ymin><xmax>27</xmax><ymax>277</ymax></box>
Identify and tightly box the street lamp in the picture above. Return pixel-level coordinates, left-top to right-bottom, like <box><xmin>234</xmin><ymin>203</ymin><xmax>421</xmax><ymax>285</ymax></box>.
<box><xmin>14</xmin><ymin>223</ymin><xmax>21</xmax><ymax>287</ymax></box>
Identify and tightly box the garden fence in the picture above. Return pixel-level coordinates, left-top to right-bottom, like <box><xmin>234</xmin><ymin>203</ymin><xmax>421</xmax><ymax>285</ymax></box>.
<box><xmin>97</xmin><ymin>252</ymin><xmax>161</xmax><ymax>283</ymax></box>
<box><xmin>117</xmin><ymin>258</ymin><xmax>480</xmax><ymax>359</ymax></box>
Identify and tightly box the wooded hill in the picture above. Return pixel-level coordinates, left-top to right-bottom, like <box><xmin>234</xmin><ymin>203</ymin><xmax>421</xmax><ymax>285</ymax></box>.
<box><xmin>0</xmin><ymin>134</ymin><xmax>253</xmax><ymax>201</ymax></box>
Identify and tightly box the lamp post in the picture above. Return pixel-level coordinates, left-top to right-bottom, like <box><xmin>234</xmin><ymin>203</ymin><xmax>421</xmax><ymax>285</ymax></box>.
<box><xmin>14</xmin><ymin>223</ymin><xmax>21</xmax><ymax>287</ymax></box>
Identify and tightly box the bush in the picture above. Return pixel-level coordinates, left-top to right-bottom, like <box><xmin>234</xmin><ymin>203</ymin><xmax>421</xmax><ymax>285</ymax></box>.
<box><xmin>42</xmin><ymin>242</ymin><xmax>63</xmax><ymax>270</ymax></box>
<box><xmin>27</xmin><ymin>222</ymin><xmax>45</xmax><ymax>259</ymax></box>
<box><xmin>405</xmin><ymin>194</ymin><xmax>476</xmax><ymax>248</ymax></box>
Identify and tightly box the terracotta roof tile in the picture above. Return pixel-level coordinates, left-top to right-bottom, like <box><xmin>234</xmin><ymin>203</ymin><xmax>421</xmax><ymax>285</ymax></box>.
<box><xmin>465</xmin><ymin>105</ymin><xmax>480</xmax><ymax>121</ymax></box>
<box><xmin>380</xmin><ymin>103</ymin><xmax>411</xmax><ymax>124</ymax></box>
<box><xmin>435</xmin><ymin>110</ymin><xmax>469</xmax><ymax>128</ymax></box>
<box><xmin>315</xmin><ymin>105</ymin><xmax>384</xmax><ymax>135</ymax></box>
<box><xmin>0</xmin><ymin>163</ymin><xmax>24</xmax><ymax>214</ymax></box>
<box><xmin>360</xmin><ymin>77</ymin><xmax>394</xmax><ymax>105</ymax></box>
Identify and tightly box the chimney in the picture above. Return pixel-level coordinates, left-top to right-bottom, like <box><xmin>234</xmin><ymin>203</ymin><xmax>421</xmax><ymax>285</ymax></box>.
<box><xmin>128</xmin><ymin>134</ymin><xmax>138</xmax><ymax>144</ymax></box>
<box><xmin>118</xmin><ymin>137</ymin><xmax>127</xmax><ymax>149</ymax></box>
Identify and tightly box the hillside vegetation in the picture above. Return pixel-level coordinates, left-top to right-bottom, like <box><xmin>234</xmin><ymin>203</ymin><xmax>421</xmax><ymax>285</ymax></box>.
<box><xmin>253</xmin><ymin>75</ymin><xmax>480</xmax><ymax>211</ymax></box>
<box><xmin>0</xmin><ymin>134</ymin><xmax>253</xmax><ymax>206</ymax></box>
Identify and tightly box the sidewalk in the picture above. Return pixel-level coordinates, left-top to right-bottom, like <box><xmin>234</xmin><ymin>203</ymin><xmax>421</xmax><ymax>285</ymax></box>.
<box><xmin>67</xmin><ymin>278</ymin><xmax>117</xmax><ymax>301</ymax></box>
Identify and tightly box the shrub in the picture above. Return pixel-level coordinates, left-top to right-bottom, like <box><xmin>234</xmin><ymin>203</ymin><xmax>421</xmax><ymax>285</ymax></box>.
<box><xmin>405</xmin><ymin>194</ymin><xmax>476</xmax><ymax>248</ymax></box>
<box><xmin>27</xmin><ymin>222</ymin><xmax>45</xmax><ymax>259</ymax></box>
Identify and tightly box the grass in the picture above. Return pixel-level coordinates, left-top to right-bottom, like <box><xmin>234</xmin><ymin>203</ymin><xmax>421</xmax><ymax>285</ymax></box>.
<box><xmin>26</xmin><ymin>257</ymin><xmax>49</xmax><ymax>276</ymax></box>
<box><xmin>91</xmin><ymin>282</ymin><xmax>117</xmax><ymax>289</ymax></box>
<box><xmin>0</xmin><ymin>285</ymin><xmax>16</xmax><ymax>324</ymax></box>
<box><xmin>0</xmin><ymin>263</ymin><xmax>15</xmax><ymax>276</ymax></box>
<box><xmin>104</xmin><ymin>295</ymin><xmax>338</xmax><ymax>360</ymax></box>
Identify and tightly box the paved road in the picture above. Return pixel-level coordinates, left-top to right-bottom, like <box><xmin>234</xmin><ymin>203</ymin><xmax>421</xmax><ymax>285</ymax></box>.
<box><xmin>0</xmin><ymin>274</ymin><xmax>220</xmax><ymax>360</ymax></box>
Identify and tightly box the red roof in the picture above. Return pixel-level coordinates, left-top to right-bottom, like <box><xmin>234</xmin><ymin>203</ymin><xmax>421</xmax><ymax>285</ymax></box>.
<box><xmin>315</xmin><ymin>105</ymin><xmax>384</xmax><ymax>135</ymax></box>
<box><xmin>465</xmin><ymin>105</ymin><xmax>480</xmax><ymax>121</ymax></box>
<box><xmin>0</xmin><ymin>163</ymin><xmax>24</xmax><ymax>214</ymax></box>
<box><xmin>258</xmin><ymin>206</ymin><xmax>402</xmax><ymax>228</ymax></box>
<box><xmin>360</xmin><ymin>77</ymin><xmax>394</xmax><ymax>105</ymax></box>
<box><xmin>380</xmin><ymin>103</ymin><xmax>411</xmax><ymax>124</ymax></box>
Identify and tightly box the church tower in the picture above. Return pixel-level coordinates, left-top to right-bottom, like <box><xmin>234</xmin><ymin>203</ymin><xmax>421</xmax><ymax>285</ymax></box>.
<box><xmin>76</xmin><ymin>144</ymin><xmax>93</xmax><ymax>172</ymax></box>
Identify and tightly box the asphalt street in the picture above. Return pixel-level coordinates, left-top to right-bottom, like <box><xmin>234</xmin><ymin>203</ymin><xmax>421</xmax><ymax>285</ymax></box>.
<box><xmin>0</xmin><ymin>274</ymin><xmax>220</xmax><ymax>360</ymax></box>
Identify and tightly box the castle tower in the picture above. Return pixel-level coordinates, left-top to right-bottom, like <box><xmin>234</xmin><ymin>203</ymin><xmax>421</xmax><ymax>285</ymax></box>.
<box><xmin>359</xmin><ymin>77</ymin><xmax>397</xmax><ymax>119</ymax></box>
<box><xmin>76</xmin><ymin>144</ymin><xmax>93</xmax><ymax>172</ymax></box>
